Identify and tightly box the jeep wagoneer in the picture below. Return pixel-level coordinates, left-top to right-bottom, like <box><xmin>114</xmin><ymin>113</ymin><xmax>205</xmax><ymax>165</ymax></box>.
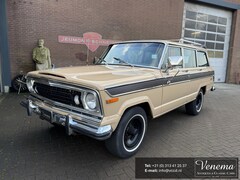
<box><xmin>21</xmin><ymin>39</ymin><xmax>214</xmax><ymax>158</ymax></box>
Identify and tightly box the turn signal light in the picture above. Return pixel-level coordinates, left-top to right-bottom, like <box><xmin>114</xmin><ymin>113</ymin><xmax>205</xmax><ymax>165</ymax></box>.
<box><xmin>106</xmin><ymin>98</ymin><xmax>119</xmax><ymax>104</ymax></box>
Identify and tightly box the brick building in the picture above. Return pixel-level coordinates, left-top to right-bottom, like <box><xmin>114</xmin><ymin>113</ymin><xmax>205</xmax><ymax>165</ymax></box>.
<box><xmin>0</xmin><ymin>0</ymin><xmax>240</xmax><ymax>92</ymax></box>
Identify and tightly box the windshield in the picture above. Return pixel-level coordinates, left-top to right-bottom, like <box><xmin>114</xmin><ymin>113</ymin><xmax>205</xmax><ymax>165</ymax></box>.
<box><xmin>100</xmin><ymin>42</ymin><xmax>165</xmax><ymax>68</ymax></box>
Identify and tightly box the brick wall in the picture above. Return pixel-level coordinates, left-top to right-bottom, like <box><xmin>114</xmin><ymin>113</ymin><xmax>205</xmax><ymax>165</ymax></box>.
<box><xmin>7</xmin><ymin>0</ymin><xmax>184</xmax><ymax>79</ymax></box>
<box><xmin>225</xmin><ymin>0</ymin><xmax>240</xmax><ymax>83</ymax></box>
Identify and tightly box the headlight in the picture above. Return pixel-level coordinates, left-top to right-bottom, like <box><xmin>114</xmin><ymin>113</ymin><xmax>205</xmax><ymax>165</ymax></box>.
<box><xmin>81</xmin><ymin>91</ymin><xmax>101</xmax><ymax>113</ymax></box>
<box><xmin>26</xmin><ymin>78</ymin><xmax>35</xmax><ymax>92</ymax></box>
<box><xmin>85</xmin><ymin>92</ymin><xmax>97</xmax><ymax>110</ymax></box>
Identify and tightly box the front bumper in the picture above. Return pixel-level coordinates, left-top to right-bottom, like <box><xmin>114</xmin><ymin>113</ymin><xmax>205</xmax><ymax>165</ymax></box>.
<box><xmin>21</xmin><ymin>96</ymin><xmax>112</xmax><ymax>140</ymax></box>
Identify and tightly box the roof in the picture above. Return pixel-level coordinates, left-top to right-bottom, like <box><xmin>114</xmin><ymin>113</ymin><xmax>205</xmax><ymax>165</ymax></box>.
<box><xmin>112</xmin><ymin>39</ymin><xmax>207</xmax><ymax>51</ymax></box>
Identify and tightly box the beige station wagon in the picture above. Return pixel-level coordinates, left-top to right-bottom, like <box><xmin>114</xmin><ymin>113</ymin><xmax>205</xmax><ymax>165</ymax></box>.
<box><xmin>21</xmin><ymin>39</ymin><xmax>214</xmax><ymax>158</ymax></box>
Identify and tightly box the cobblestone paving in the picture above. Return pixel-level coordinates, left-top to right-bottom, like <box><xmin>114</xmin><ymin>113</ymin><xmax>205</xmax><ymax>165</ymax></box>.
<box><xmin>0</xmin><ymin>83</ymin><xmax>240</xmax><ymax>179</ymax></box>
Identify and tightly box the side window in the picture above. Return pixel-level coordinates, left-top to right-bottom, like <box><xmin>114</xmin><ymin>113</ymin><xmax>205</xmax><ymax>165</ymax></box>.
<box><xmin>183</xmin><ymin>48</ymin><xmax>197</xmax><ymax>68</ymax></box>
<box><xmin>197</xmin><ymin>51</ymin><xmax>209</xmax><ymax>67</ymax></box>
<box><xmin>161</xmin><ymin>46</ymin><xmax>182</xmax><ymax>69</ymax></box>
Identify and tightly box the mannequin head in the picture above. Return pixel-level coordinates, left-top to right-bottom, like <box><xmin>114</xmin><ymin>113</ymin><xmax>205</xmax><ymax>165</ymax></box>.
<box><xmin>38</xmin><ymin>39</ymin><xmax>44</xmax><ymax>47</ymax></box>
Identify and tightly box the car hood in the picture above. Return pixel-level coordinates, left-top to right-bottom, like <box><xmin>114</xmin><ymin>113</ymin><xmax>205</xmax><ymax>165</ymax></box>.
<box><xmin>28</xmin><ymin>65</ymin><xmax>159</xmax><ymax>90</ymax></box>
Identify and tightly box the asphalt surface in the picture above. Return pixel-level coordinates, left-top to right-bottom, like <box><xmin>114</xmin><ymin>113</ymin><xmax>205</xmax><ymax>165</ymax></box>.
<box><xmin>0</xmin><ymin>83</ymin><xmax>240</xmax><ymax>179</ymax></box>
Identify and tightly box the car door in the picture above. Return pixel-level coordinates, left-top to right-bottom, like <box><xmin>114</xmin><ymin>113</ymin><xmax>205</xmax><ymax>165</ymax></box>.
<box><xmin>160</xmin><ymin>45</ymin><xmax>191</xmax><ymax>114</ymax></box>
<box><xmin>196</xmin><ymin>50</ymin><xmax>214</xmax><ymax>89</ymax></box>
<box><xmin>181</xmin><ymin>48</ymin><xmax>200</xmax><ymax>101</ymax></box>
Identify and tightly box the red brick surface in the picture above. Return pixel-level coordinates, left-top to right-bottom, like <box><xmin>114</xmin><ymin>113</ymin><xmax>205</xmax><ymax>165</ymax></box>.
<box><xmin>7</xmin><ymin>0</ymin><xmax>184</xmax><ymax>78</ymax></box>
<box><xmin>225</xmin><ymin>1</ymin><xmax>240</xmax><ymax>83</ymax></box>
<box><xmin>222</xmin><ymin>0</ymin><xmax>240</xmax><ymax>83</ymax></box>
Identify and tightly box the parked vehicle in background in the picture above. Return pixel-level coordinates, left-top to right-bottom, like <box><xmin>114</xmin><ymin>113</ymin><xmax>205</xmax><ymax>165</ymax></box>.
<box><xmin>21</xmin><ymin>39</ymin><xmax>214</xmax><ymax>158</ymax></box>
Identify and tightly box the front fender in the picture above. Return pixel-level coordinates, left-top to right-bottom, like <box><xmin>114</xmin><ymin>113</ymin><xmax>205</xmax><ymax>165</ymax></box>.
<box><xmin>118</xmin><ymin>96</ymin><xmax>154</xmax><ymax>119</ymax></box>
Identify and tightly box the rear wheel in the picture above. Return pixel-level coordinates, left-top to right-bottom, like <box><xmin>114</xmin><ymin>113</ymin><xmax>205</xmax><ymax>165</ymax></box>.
<box><xmin>185</xmin><ymin>89</ymin><xmax>204</xmax><ymax>115</ymax></box>
<box><xmin>105</xmin><ymin>106</ymin><xmax>147</xmax><ymax>158</ymax></box>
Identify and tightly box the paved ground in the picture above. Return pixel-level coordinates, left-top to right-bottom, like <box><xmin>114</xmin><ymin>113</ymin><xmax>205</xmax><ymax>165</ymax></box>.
<box><xmin>0</xmin><ymin>83</ymin><xmax>240</xmax><ymax>179</ymax></box>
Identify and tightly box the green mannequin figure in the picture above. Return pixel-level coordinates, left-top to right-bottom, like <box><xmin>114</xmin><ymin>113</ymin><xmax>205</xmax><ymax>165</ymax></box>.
<box><xmin>33</xmin><ymin>39</ymin><xmax>51</xmax><ymax>70</ymax></box>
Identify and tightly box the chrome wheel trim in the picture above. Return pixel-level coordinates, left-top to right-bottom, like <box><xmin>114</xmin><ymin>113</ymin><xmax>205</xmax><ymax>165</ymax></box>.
<box><xmin>196</xmin><ymin>91</ymin><xmax>203</xmax><ymax>113</ymax></box>
<box><xmin>122</xmin><ymin>114</ymin><xmax>146</xmax><ymax>153</ymax></box>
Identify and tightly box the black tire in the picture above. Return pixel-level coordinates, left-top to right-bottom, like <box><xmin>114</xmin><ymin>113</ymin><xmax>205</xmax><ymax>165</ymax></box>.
<box><xmin>185</xmin><ymin>89</ymin><xmax>204</xmax><ymax>115</ymax></box>
<box><xmin>105</xmin><ymin>106</ymin><xmax>147</xmax><ymax>158</ymax></box>
<box><xmin>11</xmin><ymin>75</ymin><xmax>28</xmax><ymax>92</ymax></box>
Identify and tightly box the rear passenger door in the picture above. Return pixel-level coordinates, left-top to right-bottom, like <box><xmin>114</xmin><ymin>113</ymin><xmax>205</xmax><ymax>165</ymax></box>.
<box><xmin>182</xmin><ymin>49</ymin><xmax>213</xmax><ymax>104</ymax></box>
<box><xmin>182</xmin><ymin>48</ymin><xmax>199</xmax><ymax>98</ymax></box>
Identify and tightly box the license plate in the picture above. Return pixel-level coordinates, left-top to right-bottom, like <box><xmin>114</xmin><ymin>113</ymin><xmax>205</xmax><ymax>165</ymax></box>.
<box><xmin>40</xmin><ymin>109</ymin><xmax>52</xmax><ymax>122</ymax></box>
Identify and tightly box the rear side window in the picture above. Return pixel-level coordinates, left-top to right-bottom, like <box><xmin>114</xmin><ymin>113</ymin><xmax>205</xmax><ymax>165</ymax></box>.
<box><xmin>197</xmin><ymin>51</ymin><xmax>209</xmax><ymax>67</ymax></box>
<box><xmin>162</xmin><ymin>46</ymin><xmax>182</xmax><ymax>69</ymax></box>
<box><xmin>183</xmin><ymin>48</ymin><xmax>197</xmax><ymax>68</ymax></box>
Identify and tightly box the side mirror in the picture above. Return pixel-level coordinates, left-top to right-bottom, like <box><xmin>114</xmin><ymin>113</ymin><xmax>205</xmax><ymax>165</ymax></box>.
<box><xmin>168</xmin><ymin>56</ymin><xmax>183</xmax><ymax>67</ymax></box>
<box><xmin>165</xmin><ymin>56</ymin><xmax>183</xmax><ymax>74</ymax></box>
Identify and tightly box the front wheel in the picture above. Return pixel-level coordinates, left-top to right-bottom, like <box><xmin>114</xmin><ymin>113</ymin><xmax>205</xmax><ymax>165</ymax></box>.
<box><xmin>12</xmin><ymin>75</ymin><xmax>28</xmax><ymax>92</ymax></box>
<box><xmin>105</xmin><ymin>106</ymin><xmax>147</xmax><ymax>158</ymax></box>
<box><xmin>185</xmin><ymin>89</ymin><xmax>204</xmax><ymax>115</ymax></box>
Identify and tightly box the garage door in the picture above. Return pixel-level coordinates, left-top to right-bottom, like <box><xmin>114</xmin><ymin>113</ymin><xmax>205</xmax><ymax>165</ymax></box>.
<box><xmin>182</xmin><ymin>2</ymin><xmax>232</xmax><ymax>82</ymax></box>
<box><xmin>0</xmin><ymin>53</ymin><xmax>2</xmax><ymax>93</ymax></box>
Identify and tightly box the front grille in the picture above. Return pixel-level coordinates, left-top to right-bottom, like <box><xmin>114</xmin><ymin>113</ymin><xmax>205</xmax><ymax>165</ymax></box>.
<box><xmin>33</xmin><ymin>82</ymin><xmax>83</xmax><ymax>108</ymax></box>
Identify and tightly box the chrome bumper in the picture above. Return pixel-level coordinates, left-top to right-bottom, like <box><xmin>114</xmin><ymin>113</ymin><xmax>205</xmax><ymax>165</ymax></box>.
<box><xmin>211</xmin><ymin>86</ymin><xmax>216</xmax><ymax>91</ymax></box>
<box><xmin>21</xmin><ymin>97</ymin><xmax>112</xmax><ymax>140</ymax></box>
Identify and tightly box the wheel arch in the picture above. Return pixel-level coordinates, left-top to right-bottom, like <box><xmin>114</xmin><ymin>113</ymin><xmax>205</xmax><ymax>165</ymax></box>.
<box><xmin>201</xmin><ymin>86</ymin><xmax>206</xmax><ymax>95</ymax></box>
<box><xmin>124</xmin><ymin>102</ymin><xmax>153</xmax><ymax>120</ymax></box>
<box><xmin>118</xmin><ymin>97</ymin><xmax>154</xmax><ymax>122</ymax></box>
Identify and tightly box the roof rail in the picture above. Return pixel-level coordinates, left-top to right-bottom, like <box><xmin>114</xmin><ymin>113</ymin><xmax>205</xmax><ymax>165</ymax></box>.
<box><xmin>169</xmin><ymin>39</ymin><xmax>204</xmax><ymax>48</ymax></box>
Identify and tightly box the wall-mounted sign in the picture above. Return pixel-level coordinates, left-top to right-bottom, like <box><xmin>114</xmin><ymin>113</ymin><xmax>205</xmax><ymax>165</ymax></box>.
<box><xmin>58</xmin><ymin>32</ymin><xmax>118</xmax><ymax>52</ymax></box>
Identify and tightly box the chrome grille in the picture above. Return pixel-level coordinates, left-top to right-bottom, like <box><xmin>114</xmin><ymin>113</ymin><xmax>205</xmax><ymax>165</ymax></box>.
<box><xmin>33</xmin><ymin>82</ymin><xmax>83</xmax><ymax>108</ymax></box>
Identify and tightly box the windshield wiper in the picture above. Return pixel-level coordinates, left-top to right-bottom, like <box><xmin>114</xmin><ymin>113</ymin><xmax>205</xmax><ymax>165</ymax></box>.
<box><xmin>113</xmin><ymin>57</ymin><xmax>134</xmax><ymax>67</ymax></box>
<box><xmin>96</xmin><ymin>58</ymin><xmax>109</xmax><ymax>65</ymax></box>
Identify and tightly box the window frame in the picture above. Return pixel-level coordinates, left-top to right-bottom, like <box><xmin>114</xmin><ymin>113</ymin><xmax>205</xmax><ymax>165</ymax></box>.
<box><xmin>196</xmin><ymin>51</ymin><xmax>210</xmax><ymax>67</ymax></box>
<box><xmin>182</xmin><ymin>48</ymin><xmax>197</xmax><ymax>68</ymax></box>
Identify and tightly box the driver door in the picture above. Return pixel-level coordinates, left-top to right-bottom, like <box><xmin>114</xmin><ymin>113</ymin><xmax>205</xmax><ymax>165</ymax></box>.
<box><xmin>160</xmin><ymin>46</ymin><xmax>190</xmax><ymax>114</ymax></box>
